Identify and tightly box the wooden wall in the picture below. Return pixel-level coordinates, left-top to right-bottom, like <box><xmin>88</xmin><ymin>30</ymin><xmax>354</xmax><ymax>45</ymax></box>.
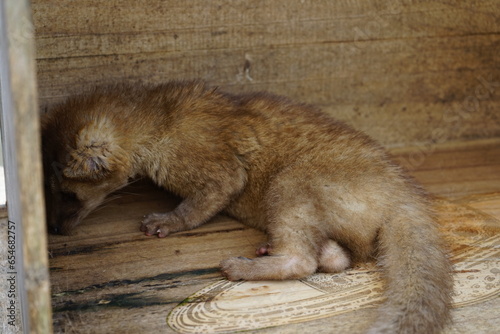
<box><xmin>32</xmin><ymin>0</ymin><xmax>499</xmax><ymax>147</ymax></box>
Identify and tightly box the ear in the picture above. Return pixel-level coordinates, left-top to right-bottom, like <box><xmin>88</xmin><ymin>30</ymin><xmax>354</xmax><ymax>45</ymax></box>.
<box><xmin>63</xmin><ymin>142</ymin><xmax>113</xmax><ymax>180</ymax></box>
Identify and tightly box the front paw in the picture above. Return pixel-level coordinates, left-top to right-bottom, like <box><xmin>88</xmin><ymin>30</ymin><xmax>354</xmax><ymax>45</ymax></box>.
<box><xmin>220</xmin><ymin>256</ymin><xmax>252</xmax><ymax>281</ymax></box>
<box><xmin>140</xmin><ymin>213</ymin><xmax>174</xmax><ymax>238</ymax></box>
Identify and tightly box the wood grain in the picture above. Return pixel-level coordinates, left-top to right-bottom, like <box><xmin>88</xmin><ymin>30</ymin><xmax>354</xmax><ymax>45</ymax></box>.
<box><xmin>47</xmin><ymin>140</ymin><xmax>500</xmax><ymax>333</ymax></box>
<box><xmin>393</xmin><ymin>138</ymin><xmax>500</xmax><ymax>198</ymax></box>
<box><xmin>0</xmin><ymin>1</ymin><xmax>52</xmax><ymax>333</ymax></box>
<box><xmin>27</xmin><ymin>1</ymin><xmax>500</xmax><ymax>332</ymax></box>
<box><xmin>32</xmin><ymin>0</ymin><xmax>500</xmax><ymax>147</ymax></box>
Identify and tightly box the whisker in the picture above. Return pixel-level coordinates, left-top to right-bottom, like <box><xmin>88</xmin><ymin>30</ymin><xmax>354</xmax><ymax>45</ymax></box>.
<box><xmin>113</xmin><ymin>191</ymin><xmax>142</xmax><ymax>197</ymax></box>
<box><xmin>101</xmin><ymin>195</ymin><xmax>123</xmax><ymax>205</ymax></box>
<box><xmin>92</xmin><ymin>204</ymin><xmax>111</xmax><ymax>214</ymax></box>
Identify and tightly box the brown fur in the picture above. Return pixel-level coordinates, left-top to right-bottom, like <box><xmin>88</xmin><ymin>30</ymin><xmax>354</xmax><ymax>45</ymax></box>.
<box><xmin>42</xmin><ymin>81</ymin><xmax>453</xmax><ymax>333</ymax></box>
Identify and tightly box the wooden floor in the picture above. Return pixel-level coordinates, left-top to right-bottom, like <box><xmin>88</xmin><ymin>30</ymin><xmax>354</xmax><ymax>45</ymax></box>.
<box><xmin>46</xmin><ymin>139</ymin><xmax>500</xmax><ymax>334</ymax></box>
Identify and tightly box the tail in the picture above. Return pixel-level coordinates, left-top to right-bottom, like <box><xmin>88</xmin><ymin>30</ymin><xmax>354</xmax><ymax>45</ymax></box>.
<box><xmin>368</xmin><ymin>198</ymin><xmax>453</xmax><ymax>334</ymax></box>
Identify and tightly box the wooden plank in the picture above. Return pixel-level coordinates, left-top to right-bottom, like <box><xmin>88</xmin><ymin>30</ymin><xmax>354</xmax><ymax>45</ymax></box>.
<box><xmin>391</xmin><ymin>138</ymin><xmax>500</xmax><ymax>172</ymax></box>
<box><xmin>0</xmin><ymin>1</ymin><xmax>52</xmax><ymax>333</ymax></box>
<box><xmin>48</xmin><ymin>182</ymin><xmax>265</xmax><ymax>333</ymax></box>
<box><xmin>32</xmin><ymin>0</ymin><xmax>497</xmax><ymax>52</ymax></box>
<box><xmin>163</xmin><ymin>197</ymin><xmax>500</xmax><ymax>333</ymax></box>
<box><xmin>34</xmin><ymin>33</ymin><xmax>499</xmax><ymax>101</ymax></box>
<box><xmin>455</xmin><ymin>193</ymin><xmax>500</xmax><ymax>220</ymax></box>
<box><xmin>391</xmin><ymin>139</ymin><xmax>500</xmax><ymax>198</ymax></box>
<box><xmin>46</xmin><ymin>140</ymin><xmax>500</xmax><ymax>333</ymax></box>
<box><xmin>32</xmin><ymin>0</ymin><xmax>500</xmax><ymax>147</ymax></box>
<box><xmin>47</xmin><ymin>181</ymin><xmax>266</xmax><ymax>294</ymax></box>
<box><xmin>35</xmin><ymin>39</ymin><xmax>500</xmax><ymax>145</ymax></box>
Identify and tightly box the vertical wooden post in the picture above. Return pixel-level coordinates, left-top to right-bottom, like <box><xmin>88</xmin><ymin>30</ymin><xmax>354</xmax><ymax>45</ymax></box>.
<box><xmin>0</xmin><ymin>0</ymin><xmax>53</xmax><ymax>333</ymax></box>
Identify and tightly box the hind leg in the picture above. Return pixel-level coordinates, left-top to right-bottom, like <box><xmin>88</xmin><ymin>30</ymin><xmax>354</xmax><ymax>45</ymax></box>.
<box><xmin>221</xmin><ymin>223</ymin><xmax>320</xmax><ymax>280</ymax></box>
<box><xmin>221</xmin><ymin>165</ymin><xmax>355</xmax><ymax>281</ymax></box>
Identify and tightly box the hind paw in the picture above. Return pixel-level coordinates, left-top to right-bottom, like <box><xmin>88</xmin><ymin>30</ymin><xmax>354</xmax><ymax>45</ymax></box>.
<box><xmin>220</xmin><ymin>257</ymin><xmax>253</xmax><ymax>281</ymax></box>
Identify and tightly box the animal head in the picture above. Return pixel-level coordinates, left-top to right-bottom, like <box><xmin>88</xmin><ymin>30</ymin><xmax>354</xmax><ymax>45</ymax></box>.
<box><xmin>42</xmin><ymin>105</ymin><xmax>133</xmax><ymax>235</ymax></box>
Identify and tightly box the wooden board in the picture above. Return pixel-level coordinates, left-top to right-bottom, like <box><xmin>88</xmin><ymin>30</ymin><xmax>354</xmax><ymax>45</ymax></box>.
<box><xmin>0</xmin><ymin>0</ymin><xmax>52</xmax><ymax>333</ymax></box>
<box><xmin>31</xmin><ymin>0</ymin><xmax>500</xmax><ymax>147</ymax></box>
<box><xmin>44</xmin><ymin>140</ymin><xmax>500</xmax><ymax>333</ymax></box>
<box><xmin>166</xmin><ymin>197</ymin><xmax>500</xmax><ymax>333</ymax></box>
<box><xmin>393</xmin><ymin>139</ymin><xmax>500</xmax><ymax>199</ymax></box>
<box><xmin>23</xmin><ymin>1</ymin><xmax>500</xmax><ymax>332</ymax></box>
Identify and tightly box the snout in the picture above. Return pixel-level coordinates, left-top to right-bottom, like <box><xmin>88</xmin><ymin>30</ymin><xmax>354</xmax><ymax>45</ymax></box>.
<box><xmin>44</xmin><ymin>189</ymin><xmax>85</xmax><ymax>235</ymax></box>
<box><xmin>46</xmin><ymin>208</ymin><xmax>82</xmax><ymax>235</ymax></box>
